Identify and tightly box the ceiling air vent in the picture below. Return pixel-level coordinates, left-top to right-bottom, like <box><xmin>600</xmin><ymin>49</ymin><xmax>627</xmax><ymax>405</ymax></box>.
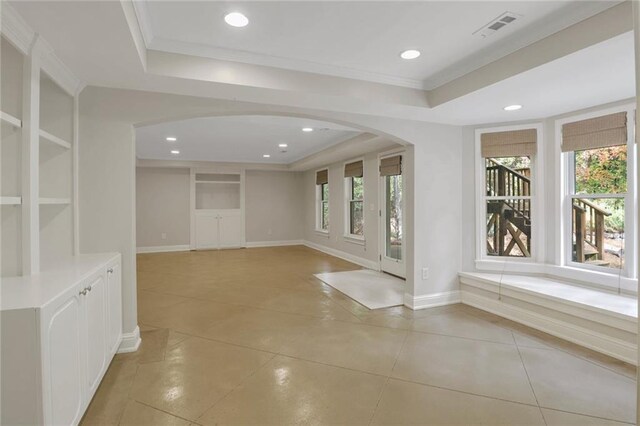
<box><xmin>473</xmin><ymin>12</ymin><xmax>521</xmax><ymax>39</ymax></box>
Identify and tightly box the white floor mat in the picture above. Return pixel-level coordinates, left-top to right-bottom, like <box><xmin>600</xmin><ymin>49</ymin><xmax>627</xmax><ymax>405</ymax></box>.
<box><xmin>314</xmin><ymin>269</ymin><xmax>404</xmax><ymax>310</ymax></box>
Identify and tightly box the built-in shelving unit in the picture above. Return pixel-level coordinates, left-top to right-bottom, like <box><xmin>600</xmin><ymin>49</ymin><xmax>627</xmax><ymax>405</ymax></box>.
<box><xmin>1</xmin><ymin>36</ymin><xmax>25</xmax><ymax>277</ymax></box>
<box><xmin>39</xmin><ymin>129</ymin><xmax>71</xmax><ymax>149</ymax></box>
<box><xmin>0</xmin><ymin>111</ymin><xmax>22</xmax><ymax>129</ymax></box>
<box><xmin>1</xmin><ymin>26</ymin><xmax>80</xmax><ymax>278</ymax></box>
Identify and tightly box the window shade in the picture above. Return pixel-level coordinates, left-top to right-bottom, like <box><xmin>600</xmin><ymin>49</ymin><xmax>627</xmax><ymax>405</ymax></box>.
<box><xmin>561</xmin><ymin>112</ymin><xmax>627</xmax><ymax>152</ymax></box>
<box><xmin>316</xmin><ymin>169</ymin><xmax>328</xmax><ymax>185</ymax></box>
<box><xmin>344</xmin><ymin>160</ymin><xmax>363</xmax><ymax>178</ymax></box>
<box><xmin>480</xmin><ymin>129</ymin><xmax>537</xmax><ymax>158</ymax></box>
<box><xmin>380</xmin><ymin>155</ymin><xmax>402</xmax><ymax>176</ymax></box>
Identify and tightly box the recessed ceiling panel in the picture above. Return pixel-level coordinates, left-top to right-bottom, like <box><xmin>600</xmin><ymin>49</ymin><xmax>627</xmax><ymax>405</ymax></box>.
<box><xmin>135</xmin><ymin>115</ymin><xmax>361</xmax><ymax>163</ymax></box>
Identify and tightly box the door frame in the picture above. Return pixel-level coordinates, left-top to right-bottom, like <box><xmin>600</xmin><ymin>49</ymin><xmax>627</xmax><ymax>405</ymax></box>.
<box><xmin>189</xmin><ymin>166</ymin><xmax>246</xmax><ymax>250</ymax></box>
<box><xmin>378</xmin><ymin>149</ymin><xmax>406</xmax><ymax>278</ymax></box>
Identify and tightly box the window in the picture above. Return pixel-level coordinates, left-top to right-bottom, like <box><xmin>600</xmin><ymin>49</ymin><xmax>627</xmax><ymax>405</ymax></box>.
<box><xmin>344</xmin><ymin>160</ymin><xmax>364</xmax><ymax>238</ymax></box>
<box><xmin>561</xmin><ymin>110</ymin><xmax>633</xmax><ymax>274</ymax></box>
<box><xmin>485</xmin><ymin>156</ymin><xmax>532</xmax><ymax>258</ymax></box>
<box><xmin>477</xmin><ymin>127</ymin><xmax>538</xmax><ymax>261</ymax></box>
<box><xmin>316</xmin><ymin>169</ymin><xmax>329</xmax><ymax>232</ymax></box>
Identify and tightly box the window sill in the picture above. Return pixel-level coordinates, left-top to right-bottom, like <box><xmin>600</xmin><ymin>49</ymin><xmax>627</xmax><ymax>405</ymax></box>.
<box><xmin>314</xmin><ymin>230</ymin><xmax>330</xmax><ymax>238</ymax></box>
<box><xmin>474</xmin><ymin>259</ymin><xmax>637</xmax><ymax>295</ymax></box>
<box><xmin>343</xmin><ymin>235</ymin><xmax>365</xmax><ymax>246</ymax></box>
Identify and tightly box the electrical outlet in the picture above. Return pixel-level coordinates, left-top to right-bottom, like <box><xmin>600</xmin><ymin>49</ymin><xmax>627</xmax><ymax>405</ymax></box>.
<box><xmin>422</xmin><ymin>267</ymin><xmax>429</xmax><ymax>280</ymax></box>
<box><xmin>161</xmin><ymin>233</ymin><xmax>167</xmax><ymax>240</ymax></box>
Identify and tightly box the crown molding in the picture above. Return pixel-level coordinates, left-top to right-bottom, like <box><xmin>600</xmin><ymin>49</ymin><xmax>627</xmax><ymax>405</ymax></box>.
<box><xmin>0</xmin><ymin>2</ymin><xmax>35</xmax><ymax>54</ymax></box>
<box><xmin>36</xmin><ymin>36</ymin><xmax>85</xmax><ymax>96</ymax></box>
<box><xmin>1</xmin><ymin>3</ymin><xmax>84</xmax><ymax>95</ymax></box>
<box><xmin>130</xmin><ymin>0</ymin><xmax>153</xmax><ymax>47</ymax></box>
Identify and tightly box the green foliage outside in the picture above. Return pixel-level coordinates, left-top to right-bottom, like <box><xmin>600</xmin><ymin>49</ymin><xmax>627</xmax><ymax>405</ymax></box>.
<box><xmin>574</xmin><ymin>145</ymin><xmax>626</xmax><ymax>233</ymax></box>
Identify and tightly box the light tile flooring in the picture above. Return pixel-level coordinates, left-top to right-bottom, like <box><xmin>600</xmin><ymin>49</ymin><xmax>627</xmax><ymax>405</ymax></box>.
<box><xmin>81</xmin><ymin>246</ymin><xmax>637</xmax><ymax>425</ymax></box>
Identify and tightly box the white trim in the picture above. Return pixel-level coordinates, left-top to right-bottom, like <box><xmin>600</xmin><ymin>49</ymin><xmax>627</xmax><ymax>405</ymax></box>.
<box><xmin>403</xmin><ymin>291</ymin><xmax>461</xmax><ymax>310</ymax></box>
<box><xmin>136</xmin><ymin>244</ymin><xmax>191</xmax><ymax>254</ymax></box>
<box><xmin>39</xmin><ymin>129</ymin><xmax>71</xmax><ymax>149</ymax></box>
<box><xmin>343</xmin><ymin>235</ymin><xmax>366</xmax><ymax>246</ymax></box>
<box><xmin>117</xmin><ymin>326</ymin><xmax>142</xmax><ymax>354</ymax></box>
<box><xmin>303</xmin><ymin>240</ymin><xmax>379</xmax><ymax>270</ymax></box>
<box><xmin>343</xmin><ymin>156</ymin><xmax>365</xmax><ymax>239</ymax></box>
<box><xmin>0</xmin><ymin>111</ymin><xmax>22</xmax><ymax>128</ymax></box>
<box><xmin>460</xmin><ymin>290</ymin><xmax>636</xmax><ymax>365</ymax></box>
<box><xmin>147</xmin><ymin>37</ymin><xmax>426</xmax><ymax>90</ymax></box>
<box><xmin>474</xmin><ymin>123</ymin><xmax>544</xmax><ymax>264</ymax></box>
<box><xmin>245</xmin><ymin>240</ymin><xmax>303</xmax><ymax>248</ymax></box>
<box><xmin>0</xmin><ymin>2</ymin><xmax>35</xmax><ymax>55</ymax></box>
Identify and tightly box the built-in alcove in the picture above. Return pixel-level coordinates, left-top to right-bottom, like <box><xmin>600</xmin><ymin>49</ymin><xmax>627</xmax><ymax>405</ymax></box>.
<box><xmin>192</xmin><ymin>171</ymin><xmax>245</xmax><ymax>249</ymax></box>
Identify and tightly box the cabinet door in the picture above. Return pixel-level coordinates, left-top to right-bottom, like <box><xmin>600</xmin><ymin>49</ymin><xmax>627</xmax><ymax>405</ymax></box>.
<box><xmin>106</xmin><ymin>263</ymin><xmax>122</xmax><ymax>356</ymax></box>
<box><xmin>195</xmin><ymin>213</ymin><xmax>219</xmax><ymax>249</ymax></box>
<box><xmin>84</xmin><ymin>275</ymin><xmax>107</xmax><ymax>396</ymax></box>
<box><xmin>42</xmin><ymin>293</ymin><xmax>84</xmax><ymax>426</ymax></box>
<box><xmin>219</xmin><ymin>212</ymin><xmax>242</xmax><ymax>248</ymax></box>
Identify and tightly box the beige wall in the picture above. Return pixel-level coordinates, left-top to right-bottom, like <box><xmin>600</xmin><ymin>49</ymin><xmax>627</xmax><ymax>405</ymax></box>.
<box><xmin>134</xmin><ymin>167</ymin><xmax>305</xmax><ymax>248</ymax></box>
<box><xmin>245</xmin><ymin>170</ymin><xmax>304</xmax><ymax>243</ymax></box>
<box><xmin>136</xmin><ymin>167</ymin><xmax>190</xmax><ymax>247</ymax></box>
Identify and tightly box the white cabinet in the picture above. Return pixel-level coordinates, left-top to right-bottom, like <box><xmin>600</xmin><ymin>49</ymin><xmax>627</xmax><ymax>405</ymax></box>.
<box><xmin>42</xmin><ymin>293</ymin><xmax>84</xmax><ymax>425</ymax></box>
<box><xmin>1</xmin><ymin>253</ymin><xmax>122</xmax><ymax>425</ymax></box>
<box><xmin>195</xmin><ymin>210</ymin><xmax>243</xmax><ymax>249</ymax></box>
<box><xmin>106</xmin><ymin>263</ymin><xmax>122</xmax><ymax>356</ymax></box>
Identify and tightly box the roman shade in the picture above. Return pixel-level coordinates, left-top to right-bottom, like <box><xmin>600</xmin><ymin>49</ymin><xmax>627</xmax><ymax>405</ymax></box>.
<box><xmin>480</xmin><ymin>129</ymin><xmax>537</xmax><ymax>158</ymax></box>
<box><xmin>561</xmin><ymin>112</ymin><xmax>627</xmax><ymax>152</ymax></box>
<box><xmin>344</xmin><ymin>160</ymin><xmax>363</xmax><ymax>178</ymax></box>
<box><xmin>380</xmin><ymin>155</ymin><xmax>402</xmax><ymax>176</ymax></box>
<box><xmin>316</xmin><ymin>169</ymin><xmax>328</xmax><ymax>185</ymax></box>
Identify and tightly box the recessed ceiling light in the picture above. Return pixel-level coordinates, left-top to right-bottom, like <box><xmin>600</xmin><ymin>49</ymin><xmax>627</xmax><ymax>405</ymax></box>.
<box><xmin>504</xmin><ymin>104</ymin><xmax>523</xmax><ymax>111</ymax></box>
<box><xmin>170</xmin><ymin>150</ymin><xmax>180</xmax><ymax>155</ymax></box>
<box><xmin>263</xmin><ymin>154</ymin><xmax>271</xmax><ymax>158</ymax></box>
<box><xmin>400</xmin><ymin>49</ymin><xmax>421</xmax><ymax>60</ymax></box>
<box><xmin>225</xmin><ymin>12</ymin><xmax>249</xmax><ymax>27</ymax></box>
<box><xmin>302</xmin><ymin>127</ymin><xmax>313</xmax><ymax>132</ymax></box>
<box><xmin>166</xmin><ymin>137</ymin><xmax>177</xmax><ymax>141</ymax></box>
<box><xmin>278</xmin><ymin>143</ymin><xmax>288</xmax><ymax>148</ymax></box>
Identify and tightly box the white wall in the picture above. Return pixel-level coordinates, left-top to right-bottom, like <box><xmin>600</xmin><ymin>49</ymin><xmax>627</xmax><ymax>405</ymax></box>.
<box><xmin>245</xmin><ymin>170</ymin><xmax>304</xmax><ymax>243</ymax></box>
<box><xmin>136</xmin><ymin>167</ymin><xmax>190</xmax><ymax>248</ymax></box>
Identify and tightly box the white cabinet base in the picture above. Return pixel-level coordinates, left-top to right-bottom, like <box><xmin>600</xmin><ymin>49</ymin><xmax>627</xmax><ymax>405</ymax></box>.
<box><xmin>1</xmin><ymin>253</ymin><xmax>122</xmax><ymax>425</ymax></box>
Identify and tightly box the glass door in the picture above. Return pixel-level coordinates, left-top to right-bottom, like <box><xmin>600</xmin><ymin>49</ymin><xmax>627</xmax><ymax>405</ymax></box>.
<box><xmin>380</xmin><ymin>168</ymin><xmax>405</xmax><ymax>278</ymax></box>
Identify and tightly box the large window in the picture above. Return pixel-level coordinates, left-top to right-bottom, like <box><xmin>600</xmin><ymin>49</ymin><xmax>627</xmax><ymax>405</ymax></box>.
<box><xmin>477</xmin><ymin>127</ymin><xmax>538</xmax><ymax>261</ymax></box>
<box><xmin>316</xmin><ymin>169</ymin><xmax>329</xmax><ymax>232</ymax></box>
<box><xmin>344</xmin><ymin>160</ymin><xmax>364</xmax><ymax>238</ymax></box>
<box><xmin>485</xmin><ymin>156</ymin><xmax>532</xmax><ymax>258</ymax></box>
<box><xmin>562</xmin><ymin>110</ymin><xmax>633</xmax><ymax>274</ymax></box>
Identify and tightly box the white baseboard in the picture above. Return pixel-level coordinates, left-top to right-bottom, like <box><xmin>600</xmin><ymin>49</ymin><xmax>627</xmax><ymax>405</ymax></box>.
<box><xmin>245</xmin><ymin>240</ymin><xmax>304</xmax><ymax>248</ymax></box>
<box><xmin>404</xmin><ymin>290</ymin><xmax>461</xmax><ymax>310</ymax></box>
<box><xmin>117</xmin><ymin>326</ymin><xmax>141</xmax><ymax>354</ymax></box>
<box><xmin>303</xmin><ymin>240</ymin><xmax>379</xmax><ymax>270</ymax></box>
<box><xmin>461</xmin><ymin>291</ymin><xmax>637</xmax><ymax>365</ymax></box>
<box><xmin>137</xmin><ymin>244</ymin><xmax>191</xmax><ymax>254</ymax></box>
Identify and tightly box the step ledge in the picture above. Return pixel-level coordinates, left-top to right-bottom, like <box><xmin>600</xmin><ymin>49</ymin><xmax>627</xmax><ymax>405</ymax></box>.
<box><xmin>459</xmin><ymin>272</ymin><xmax>637</xmax><ymax>332</ymax></box>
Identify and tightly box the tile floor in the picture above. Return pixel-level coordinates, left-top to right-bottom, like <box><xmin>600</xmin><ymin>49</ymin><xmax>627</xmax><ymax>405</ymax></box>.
<box><xmin>80</xmin><ymin>246</ymin><xmax>637</xmax><ymax>425</ymax></box>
